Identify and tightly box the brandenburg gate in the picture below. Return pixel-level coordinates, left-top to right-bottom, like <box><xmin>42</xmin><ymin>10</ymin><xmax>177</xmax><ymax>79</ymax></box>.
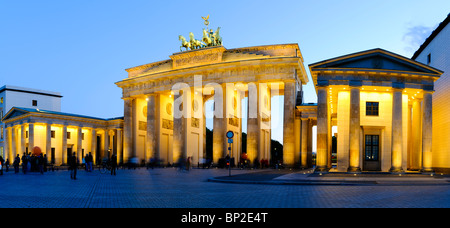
<box><xmin>115</xmin><ymin>25</ymin><xmax>308</xmax><ymax>167</ymax></box>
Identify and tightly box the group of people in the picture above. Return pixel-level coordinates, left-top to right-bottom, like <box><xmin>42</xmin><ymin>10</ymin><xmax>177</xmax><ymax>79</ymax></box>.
<box><xmin>83</xmin><ymin>152</ymin><xmax>94</xmax><ymax>172</ymax></box>
<box><xmin>0</xmin><ymin>153</ymin><xmax>49</xmax><ymax>175</ymax></box>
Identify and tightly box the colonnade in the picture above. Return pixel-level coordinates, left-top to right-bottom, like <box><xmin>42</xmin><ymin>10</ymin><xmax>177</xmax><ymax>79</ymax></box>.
<box><xmin>4</xmin><ymin>122</ymin><xmax>122</xmax><ymax>165</ymax></box>
<box><xmin>121</xmin><ymin>80</ymin><xmax>301</xmax><ymax>167</ymax></box>
<box><xmin>314</xmin><ymin>85</ymin><xmax>434</xmax><ymax>173</ymax></box>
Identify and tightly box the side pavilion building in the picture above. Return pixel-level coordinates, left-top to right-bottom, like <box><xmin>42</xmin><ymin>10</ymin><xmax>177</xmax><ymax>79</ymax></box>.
<box><xmin>2</xmin><ymin>107</ymin><xmax>123</xmax><ymax>165</ymax></box>
<box><xmin>306</xmin><ymin>48</ymin><xmax>442</xmax><ymax>173</ymax></box>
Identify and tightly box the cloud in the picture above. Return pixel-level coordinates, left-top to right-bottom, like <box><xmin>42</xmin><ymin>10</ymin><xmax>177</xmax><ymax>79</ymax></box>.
<box><xmin>402</xmin><ymin>24</ymin><xmax>436</xmax><ymax>55</ymax></box>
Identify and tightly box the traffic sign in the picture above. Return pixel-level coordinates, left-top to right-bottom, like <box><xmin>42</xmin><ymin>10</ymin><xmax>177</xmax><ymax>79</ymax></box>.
<box><xmin>226</xmin><ymin>131</ymin><xmax>234</xmax><ymax>139</ymax></box>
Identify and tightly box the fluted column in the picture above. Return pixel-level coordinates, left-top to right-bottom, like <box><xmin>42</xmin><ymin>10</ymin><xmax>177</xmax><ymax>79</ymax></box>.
<box><xmin>411</xmin><ymin>99</ymin><xmax>422</xmax><ymax>170</ymax></box>
<box><xmin>123</xmin><ymin>98</ymin><xmax>134</xmax><ymax>163</ymax></box>
<box><xmin>316</xmin><ymin>86</ymin><xmax>329</xmax><ymax>171</ymax></box>
<box><xmin>146</xmin><ymin>94</ymin><xmax>158</xmax><ymax>160</ymax></box>
<box><xmin>390</xmin><ymin>88</ymin><xmax>403</xmax><ymax>173</ymax></box>
<box><xmin>62</xmin><ymin>125</ymin><xmax>67</xmax><ymax>164</ymax></box>
<box><xmin>283</xmin><ymin>81</ymin><xmax>296</xmax><ymax>167</ymax></box>
<box><xmin>10</xmin><ymin>126</ymin><xmax>16</xmax><ymax>160</ymax></box>
<box><xmin>28</xmin><ymin>123</ymin><xmax>35</xmax><ymax>153</ymax></box>
<box><xmin>213</xmin><ymin>84</ymin><xmax>227</xmax><ymax>163</ymax></box>
<box><xmin>91</xmin><ymin>128</ymin><xmax>97</xmax><ymax>164</ymax></box>
<box><xmin>422</xmin><ymin>91</ymin><xmax>433</xmax><ymax>172</ymax></box>
<box><xmin>173</xmin><ymin>92</ymin><xmax>186</xmax><ymax>163</ymax></box>
<box><xmin>77</xmin><ymin>127</ymin><xmax>83</xmax><ymax>160</ymax></box>
<box><xmin>300</xmin><ymin>118</ymin><xmax>309</xmax><ymax>168</ymax></box>
<box><xmin>5</xmin><ymin>126</ymin><xmax>11</xmax><ymax>160</ymax></box>
<box><xmin>46</xmin><ymin>123</ymin><xmax>52</xmax><ymax>157</ymax></box>
<box><xmin>116</xmin><ymin>128</ymin><xmax>123</xmax><ymax>164</ymax></box>
<box><xmin>247</xmin><ymin>82</ymin><xmax>259</xmax><ymax>165</ymax></box>
<box><xmin>103</xmin><ymin>130</ymin><xmax>109</xmax><ymax>160</ymax></box>
<box><xmin>21</xmin><ymin>124</ymin><xmax>26</xmax><ymax>155</ymax></box>
<box><xmin>348</xmin><ymin>86</ymin><xmax>361</xmax><ymax>172</ymax></box>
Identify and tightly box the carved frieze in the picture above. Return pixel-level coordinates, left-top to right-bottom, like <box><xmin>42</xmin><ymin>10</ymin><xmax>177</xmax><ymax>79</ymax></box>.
<box><xmin>191</xmin><ymin>117</ymin><xmax>200</xmax><ymax>128</ymax></box>
<box><xmin>122</xmin><ymin>64</ymin><xmax>296</xmax><ymax>97</ymax></box>
<box><xmin>162</xmin><ymin>119</ymin><xmax>174</xmax><ymax>130</ymax></box>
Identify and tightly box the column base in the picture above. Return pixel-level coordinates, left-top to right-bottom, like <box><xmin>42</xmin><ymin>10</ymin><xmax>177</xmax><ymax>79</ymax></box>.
<box><xmin>347</xmin><ymin>167</ymin><xmax>361</xmax><ymax>173</ymax></box>
<box><xmin>421</xmin><ymin>167</ymin><xmax>434</xmax><ymax>173</ymax></box>
<box><xmin>389</xmin><ymin>167</ymin><xmax>404</xmax><ymax>173</ymax></box>
<box><xmin>315</xmin><ymin>166</ymin><xmax>329</xmax><ymax>172</ymax></box>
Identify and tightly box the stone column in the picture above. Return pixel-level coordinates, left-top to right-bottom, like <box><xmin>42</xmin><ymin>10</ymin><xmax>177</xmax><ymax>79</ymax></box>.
<box><xmin>213</xmin><ymin>84</ymin><xmax>228</xmax><ymax>164</ymax></box>
<box><xmin>123</xmin><ymin>98</ymin><xmax>134</xmax><ymax>163</ymax></box>
<box><xmin>307</xmin><ymin>120</ymin><xmax>313</xmax><ymax>168</ymax></box>
<box><xmin>411</xmin><ymin>99</ymin><xmax>422</xmax><ymax>170</ymax></box>
<box><xmin>301</xmin><ymin>118</ymin><xmax>309</xmax><ymax>168</ymax></box>
<box><xmin>46</xmin><ymin>123</ymin><xmax>52</xmax><ymax>158</ymax></box>
<box><xmin>91</xmin><ymin>128</ymin><xmax>97</xmax><ymax>164</ymax></box>
<box><xmin>5</xmin><ymin>126</ymin><xmax>11</xmax><ymax>160</ymax></box>
<box><xmin>146</xmin><ymin>94</ymin><xmax>158</xmax><ymax>161</ymax></box>
<box><xmin>283</xmin><ymin>81</ymin><xmax>297</xmax><ymax>167</ymax></box>
<box><xmin>10</xmin><ymin>126</ymin><xmax>16</xmax><ymax>160</ymax></box>
<box><xmin>316</xmin><ymin>86</ymin><xmax>329</xmax><ymax>171</ymax></box>
<box><xmin>390</xmin><ymin>88</ymin><xmax>403</xmax><ymax>173</ymax></box>
<box><xmin>246</xmin><ymin>82</ymin><xmax>259</xmax><ymax>165</ymax></box>
<box><xmin>77</xmin><ymin>127</ymin><xmax>83</xmax><ymax>160</ymax></box>
<box><xmin>28</xmin><ymin>123</ymin><xmax>35</xmax><ymax>153</ymax></box>
<box><xmin>62</xmin><ymin>125</ymin><xmax>67</xmax><ymax>164</ymax></box>
<box><xmin>116</xmin><ymin>129</ymin><xmax>123</xmax><ymax>164</ymax></box>
<box><xmin>203</xmin><ymin>96</ymin><xmax>207</xmax><ymax>162</ymax></box>
<box><xmin>21</xmin><ymin>124</ymin><xmax>26</xmax><ymax>155</ymax></box>
<box><xmin>173</xmin><ymin>92</ymin><xmax>186</xmax><ymax>164</ymax></box>
<box><xmin>103</xmin><ymin>130</ymin><xmax>109</xmax><ymax>160</ymax></box>
<box><xmin>422</xmin><ymin>91</ymin><xmax>433</xmax><ymax>172</ymax></box>
<box><xmin>348</xmin><ymin>86</ymin><xmax>361</xmax><ymax>172</ymax></box>
<box><xmin>109</xmin><ymin>131</ymin><xmax>114</xmax><ymax>158</ymax></box>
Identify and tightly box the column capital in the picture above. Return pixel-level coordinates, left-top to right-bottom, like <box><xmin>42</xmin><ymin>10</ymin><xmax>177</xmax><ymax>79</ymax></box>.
<box><xmin>122</xmin><ymin>96</ymin><xmax>135</xmax><ymax>101</ymax></box>
<box><xmin>145</xmin><ymin>93</ymin><xmax>157</xmax><ymax>98</ymax></box>
<box><xmin>391</xmin><ymin>87</ymin><xmax>404</xmax><ymax>93</ymax></box>
<box><xmin>422</xmin><ymin>89</ymin><xmax>434</xmax><ymax>95</ymax></box>
<box><xmin>392</xmin><ymin>82</ymin><xmax>405</xmax><ymax>89</ymax></box>
<box><xmin>349</xmin><ymin>80</ymin><xmax>362</xmax><ymax>87</ymax></box>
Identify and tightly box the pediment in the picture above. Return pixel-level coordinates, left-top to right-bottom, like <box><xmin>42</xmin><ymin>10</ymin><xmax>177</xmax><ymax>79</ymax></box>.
<box><xmin>2</xmin><ymin>108</ymin><xmax>30</xmax><ymax>121</ymax></box>
<box><xmin>310</xmin><ymin>49</ymin><xmax>443</xmax><ymax>75</ymax></box>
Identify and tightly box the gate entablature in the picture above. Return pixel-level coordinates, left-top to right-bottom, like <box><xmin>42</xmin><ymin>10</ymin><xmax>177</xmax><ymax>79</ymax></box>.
<box><xmin>117</xmin><ymin>44</ymin><xmax>308</xmax><ymax>98</ymax></box>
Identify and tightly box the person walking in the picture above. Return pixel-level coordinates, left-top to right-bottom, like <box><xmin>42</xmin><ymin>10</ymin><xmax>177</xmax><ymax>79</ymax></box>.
<box><xmin>87</xmin><ymin>152</ymin><xmax>93</xmax><ymax>172</ymax></box>
<box><xmin>110</xmin><ymin>153</ymin><xmax>117</xmax><ymax>176</ymax></box>
<box><xmin>69</xmin><ymin>152</ymin><xmax>79</xmax><ymax>180</ymax></box>
<box><xmin>14</xmin><ymin>154</ymin><xmax>20</xmax><ymax>174</ymax></box>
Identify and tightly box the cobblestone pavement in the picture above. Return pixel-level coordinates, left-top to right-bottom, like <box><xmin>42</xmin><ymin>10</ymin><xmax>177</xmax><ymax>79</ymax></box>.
<box><xmin>0</xmin><ymin>167</ymin><xmax>449</xmax><ymax>208</ymax></box>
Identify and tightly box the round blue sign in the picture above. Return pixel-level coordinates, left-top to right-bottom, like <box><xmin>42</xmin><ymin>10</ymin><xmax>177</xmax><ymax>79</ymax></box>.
<box><xmin>226</xmin><ymin>131</ymin><xmax>234</xmax><ymax>139</ymax></box>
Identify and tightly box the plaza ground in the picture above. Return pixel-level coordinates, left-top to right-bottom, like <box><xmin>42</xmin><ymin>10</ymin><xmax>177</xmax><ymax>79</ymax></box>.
<box><xmin>0</xmin><ymin>167</ymin><xmax>449</xmax><ymax>208</ymax></box>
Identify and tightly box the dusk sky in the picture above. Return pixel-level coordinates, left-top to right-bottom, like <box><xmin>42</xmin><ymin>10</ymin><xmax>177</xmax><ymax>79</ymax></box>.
<box><xmin>1</xmin><ymin>0</ymin><xmax>449</xmax><ymax>144</ymax></box>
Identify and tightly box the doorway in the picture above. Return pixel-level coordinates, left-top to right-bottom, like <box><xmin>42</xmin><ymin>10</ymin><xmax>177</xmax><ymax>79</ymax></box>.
<box><xmin>363</xmin><ymin>135</ymin><xmax>381</xmax><ymax>171</ymax></box>
<box><xmin>67</xmin><ymin>146</ymin><xmax>73</xmax><ymax>164</ymax></box>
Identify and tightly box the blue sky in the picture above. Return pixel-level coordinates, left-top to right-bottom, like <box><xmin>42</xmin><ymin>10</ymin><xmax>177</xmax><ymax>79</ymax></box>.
<box><xmin>1</xmin><ymin>0</ymin><xmax>449</xmax><ymax>144</ymax></box>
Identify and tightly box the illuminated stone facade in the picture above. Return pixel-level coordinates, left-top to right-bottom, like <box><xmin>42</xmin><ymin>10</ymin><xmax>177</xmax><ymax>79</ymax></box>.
<box><xmin>412</xmin><ymin>14</ymin><xmax>450</xmax><ymax>173</ymax></box>
<box><xmin>2</xmin><ymin>108</ymin><xmax>123</xmax><ymax>165</ymax></box>
<box><xmin>116</xmin><ymin>44</ymin><xmax>309</xmax><ymax>167</ymax></box>
<box><xmin>308</xmin><ymin>49</ymin><xmax>442</xmax><ymax>172</ymax></box>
